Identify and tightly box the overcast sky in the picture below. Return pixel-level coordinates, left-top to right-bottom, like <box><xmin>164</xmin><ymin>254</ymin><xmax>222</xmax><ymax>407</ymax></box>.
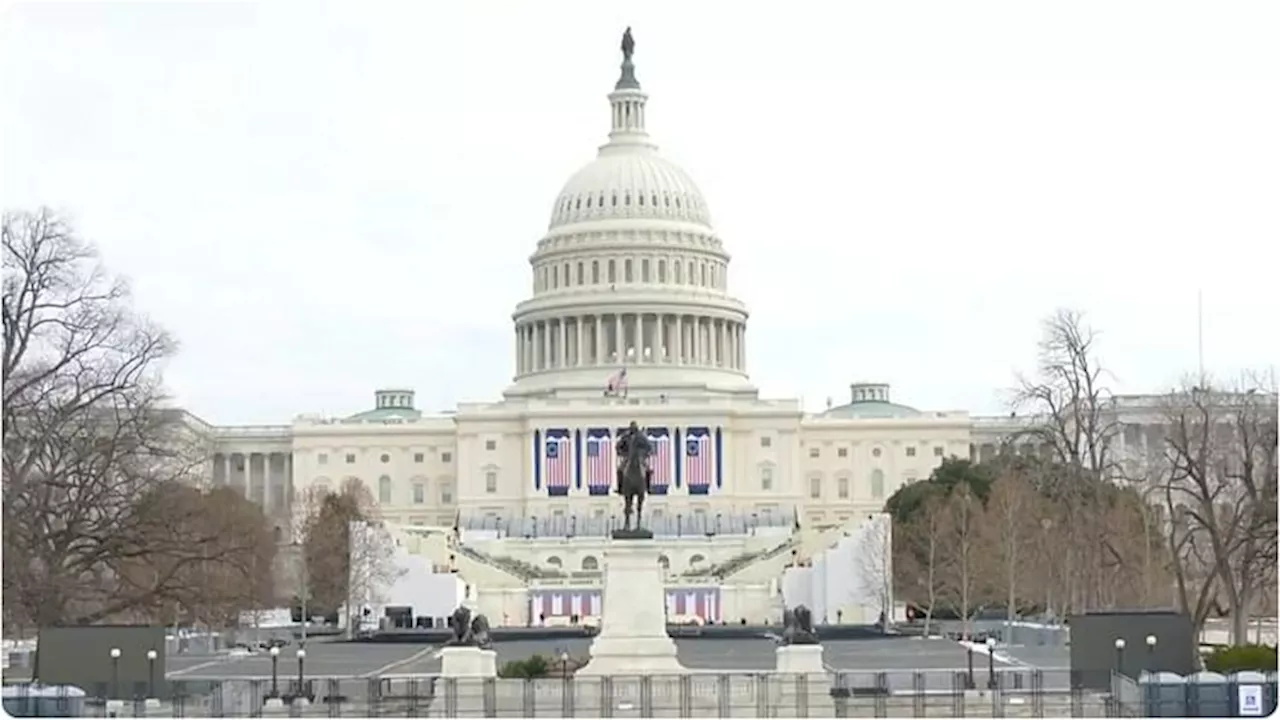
<box><xmin>4</xmin><ymin>2</ymin><xmax>1277</xmax><ymax>425</ymax></box>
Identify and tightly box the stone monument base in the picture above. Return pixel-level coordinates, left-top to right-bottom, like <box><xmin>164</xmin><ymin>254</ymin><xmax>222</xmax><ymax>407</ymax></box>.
<box><xmin>577</xmin><ymin>539</ymin><xmax>686</xmax><ymax>676</ymax></box>
<box><xmin>775</xmin><ymin>644</ymin><xmax>826</xmax><ymax>674</ymax></box>
<box><xmin>440</xmin><ymin>646</ymin><xmax>498</xmax><ymax>677</ymax></box>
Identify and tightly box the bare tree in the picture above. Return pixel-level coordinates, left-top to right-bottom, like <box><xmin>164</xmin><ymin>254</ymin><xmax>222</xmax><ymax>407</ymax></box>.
<box><xmin>1012</xmin><ymin>309</ymin><xmax>1124</xmax><ymax>614</ymax></box>
<box><xmin>983</xmin><ymin>462</ymin><xmax>1040</xmax><ymax>630</ymax></box>
<box><xmin>1</xmin><ymin>208</ymin><xmax>229</xmax><ymax>626</ymax></box>
<box><xmin>345</xmin><ymin>518</ymin><xmax>403</xmax><ymax>635</ymax></box>
<box><xmin>855</xmin><ymin>513</ymin><xmax>893</xmax><ymax>629</ymax></box>
<box><xmin>300</xmin><ymin>478</ymin><xmax>400</xmax><ymax>633</ymax></box>
<box><xmin>893</xmin><ymin>493</ymin><xmax>945</xmax><ymax>635</ymax></box>
<box><xmin>936</xmin><ymin>483</ymin><xmax>987</xmax><ymax>639</ymax></box>
<box><xmin>1156</xmin><ymin>376</ymin><xmax>1278</xmax><ymax>644</ymax></box>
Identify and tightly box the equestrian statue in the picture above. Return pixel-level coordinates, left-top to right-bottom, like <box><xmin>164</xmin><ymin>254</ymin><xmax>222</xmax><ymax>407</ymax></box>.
<box><xmin>614</xmin><ymin>420</ymin><xmax>653</xmax><ymax>537</ymax></box>
<box><xmin>447</xmin><ymin>605</ymin><xmax>494</xmax><ymax>650</ymax></box>
<box><xmin>780</xmin><ymin>605</ymin><xmax>820</xmax><ymax>646</ymax></box>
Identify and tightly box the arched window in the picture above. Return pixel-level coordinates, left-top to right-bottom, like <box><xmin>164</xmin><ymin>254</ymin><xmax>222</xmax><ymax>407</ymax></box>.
<box><xmin>624</xmin><ymin>258</ymin><xmax>633</xmax><ymax>282</ymax></box>
<box><xmin>592</xmin><ymin>260</ymin><xmax>600</xmax><ymax>284</ymax></box>
<box><xmin>563</xmin><ymin>263</ymin><xmax>571</xmax><ymax>287</ymax></box>
<box><xmin>658</xmin><ymin>555</ymin><xmax>670</xmax><ymax>570</ymax></box>
<box><xmin>608</xmin><ymin>259</ymin><xmax>616</xmax><ymax>283</ymax></box>
<box><xmin>378</xmin><ymin>475</ymin><xmax>392</xmax><ymax>504</ymax></box>
<box><xmin>641</xmin><ymin>258</ymin><xmax>650</xmax><ymax>282</ymax></box>
<box><xmin>687</xmin><ymin>261</ymin><xmax>695</xmax><ymax>284</ymax></box>
<box><xmin>658</xmin><ymin>259</ymin><xmax>667</xmax><ymax>283</ymax></box>
<box><xmin>689</xmin><ymin>554</ymin><xmax>706</xmax><ymax>568</ymax></box>
<box><xmin>870</xmin><ymin>469</ymin><xmax>885</xmax><ymax>499</ymax></box>
<box><xmin>546</xmin><ymin>556</ymin><xmax>563</xmax><ymax>568</ymax></box>
<box><xmin>576</xmin><ymin>262</ymin><xmax>584</xmax><ymax>285</ymax></box>
<box><xmin>581</xmin><ymin>556</ymin><xmax>599</xmax><ymax>571</ymax></box>
<box><xmin>675</xmin><ymin>261</ymin><xmax>683</xmax><ymax>284</ymax></box>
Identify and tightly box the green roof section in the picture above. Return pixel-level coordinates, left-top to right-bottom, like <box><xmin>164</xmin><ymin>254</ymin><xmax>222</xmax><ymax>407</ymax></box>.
<box><xmin>347</xmin><ymin>388</ymin><xmax>421</xmax><ymax>422</ymax></box>
<box><xmin>822</xmin><ymin>382</ymin><xmax>920</xmax><ymax>419</ymax></box>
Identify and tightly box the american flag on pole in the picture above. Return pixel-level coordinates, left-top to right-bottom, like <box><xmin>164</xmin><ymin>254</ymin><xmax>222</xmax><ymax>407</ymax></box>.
<box><xmin>585</xmin><ymin>428</ymin><xmax>614</xmax><ymax>496</ymax></box>
<box><xmin>604</xmin><ymin>367</ymin><xmax>628</xmax><ymax>397</ymax></box>
<box><xmin>646</xmin><ymin>427</ymin><xmax>672</xmax><ymax>495</ymax></box>
<box><xmin>686</xmin><ymin>426</ymin><xmax>712</xmax><ymax>495</ymax></box>
<box><xmin>544</xmin><ymin>429</ymin><xmax>571</xmax><ymax>496</ymax></box>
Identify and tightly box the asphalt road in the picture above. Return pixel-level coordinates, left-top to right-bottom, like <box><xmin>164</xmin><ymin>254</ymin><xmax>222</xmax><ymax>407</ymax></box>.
<box><xmin>165</xmin><ymin>635</ymin><xmax>1072</xmax><ymax>690</ymax></box>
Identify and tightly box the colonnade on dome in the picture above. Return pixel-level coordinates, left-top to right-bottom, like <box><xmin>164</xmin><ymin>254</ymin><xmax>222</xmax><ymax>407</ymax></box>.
<box><xmin>514</xmin><ymin>311</ymin><xmax>746</xmax><ymax>376</ymax></box>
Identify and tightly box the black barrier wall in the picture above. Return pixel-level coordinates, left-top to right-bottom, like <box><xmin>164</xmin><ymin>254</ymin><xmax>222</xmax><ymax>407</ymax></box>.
<box><xmin>36</xmin><ymin>625</ymin><xmax>169</xmax><ymax>700</ymax></box>
<box><xmin>1068</xmin><ymin>610</ymin><xmax>1195</xmax><ymax>690</ymax></box>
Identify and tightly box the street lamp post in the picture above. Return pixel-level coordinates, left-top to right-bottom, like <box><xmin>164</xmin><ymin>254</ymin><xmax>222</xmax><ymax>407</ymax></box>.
<box><xmin>269</xmin><ymin>646</ymin><xmax>280</xmax><ymax>698</ymax></box>
<box><xmin>146</xmin><ymin>649</ymin><xmax>158</xmax><ymax>699</ymax></box>
<box><xmin>1114</xmin><ymin>638</ymin><xmax>1126</xmax><ymax>677</ymax></box>
<box><xmin>296</xmin><ymin>649</ymin><xmax>307</xmax><ymax>699</ymax></box>
<box><xmin>985</xmin><ymin>637</ymin><xmax>998</xmax><ymax>690</ymax></box>
<box><xmin>1145</xmin><ymin>635</ymin><xmax>1157</xmax><ymax>674</ymax></box>
<box><xmin>291</xmin><ymin>540</ymin><xmax>309</xmax><ymax>647</ymax></box>
<box><xmin>965</xmin><ymin>645</ymin><xmax>976</xmax><ymax>689</ymax></box>
<box><xmin>109</xmin><ymin>648</ymin><xmax>121</xmax><ymax>700</ymax></box>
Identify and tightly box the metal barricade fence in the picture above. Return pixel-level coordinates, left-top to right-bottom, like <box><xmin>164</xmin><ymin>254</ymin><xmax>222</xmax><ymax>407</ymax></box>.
<box><xmin>4</xmin><ymin>669</ymin><xmax>1125</xmax><ymax>718</ymax></box>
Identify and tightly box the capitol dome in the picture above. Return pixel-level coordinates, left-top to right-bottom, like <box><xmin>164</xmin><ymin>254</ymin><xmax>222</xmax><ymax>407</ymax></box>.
<box><xmin>507</xmin><ymin>30</ymin><xmax>755</xmax><ymax>399</ymax></box>
<box><xmin>548</xmin><ymin>150</ymin><xmax>712</xmax><ymax>230</ymax></box>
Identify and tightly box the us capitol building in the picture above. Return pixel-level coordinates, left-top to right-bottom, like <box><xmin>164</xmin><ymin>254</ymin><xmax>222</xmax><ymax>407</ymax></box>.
<box><xmin>188</xmin><ymin>34</ymin><xmax>1177</xmax><ymax>625</ymax></box>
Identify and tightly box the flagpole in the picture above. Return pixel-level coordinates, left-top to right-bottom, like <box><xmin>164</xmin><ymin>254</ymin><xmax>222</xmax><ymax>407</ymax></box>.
<box><xmin>1196</xmin><ymin>288</ymin><xmax>1205</xmax><ymax>387</ymax></box>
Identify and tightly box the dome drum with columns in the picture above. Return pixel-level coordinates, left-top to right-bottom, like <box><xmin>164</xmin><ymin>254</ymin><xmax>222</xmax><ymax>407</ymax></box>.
<box><xmin>508</xmin><ymin>36</ymin><xmax>752</xmax><ymax>398</ymax></box>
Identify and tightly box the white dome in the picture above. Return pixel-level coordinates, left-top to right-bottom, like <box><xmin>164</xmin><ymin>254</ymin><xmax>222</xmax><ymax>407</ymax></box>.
<box><xmin>548</xmin><ymin>152</ymin><xmax>712</xmax><ymax>230</ymax></box>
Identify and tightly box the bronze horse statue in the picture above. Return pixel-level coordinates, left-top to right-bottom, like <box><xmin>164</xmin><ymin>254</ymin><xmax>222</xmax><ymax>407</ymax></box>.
<box><xmin>615</xmin><ymin>421</ymin><xmax>652</xmax><ymax>533</ymax></box>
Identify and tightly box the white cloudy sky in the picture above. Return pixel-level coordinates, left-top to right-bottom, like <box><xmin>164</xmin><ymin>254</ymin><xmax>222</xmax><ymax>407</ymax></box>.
<box><xmin>4</xmin><ymin>1</ymin><xmax>1277</xmax><ymax>425</ymax></box>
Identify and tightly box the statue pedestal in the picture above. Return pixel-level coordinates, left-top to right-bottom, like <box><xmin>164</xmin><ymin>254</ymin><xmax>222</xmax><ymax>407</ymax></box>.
<box><xmin>578</xmin><ymin>539</ymin><xmax>685</xmax><ymax>675</ymax></box>
<box><xmin>440</xmin><ymin>647</ymin><xmax>498</xmax><ymax>677</ymax></box>
<box><xmin>775</xmin><ymin>644</ymin><xmax>826</xmax><ymax>674</ymax></box>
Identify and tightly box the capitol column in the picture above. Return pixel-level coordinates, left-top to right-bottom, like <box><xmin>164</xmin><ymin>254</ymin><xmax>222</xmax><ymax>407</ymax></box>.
<box><xmin>558</xmin><ymin>318</ymin><xmax>568</xmax><ymax>368</ymax></box>
<box><xmin>633</xmin><ymin>313</ymin><xmax>644</xmax><ymax>363</ymax></box>
<box><xmin>576</xmin><ymin>316</ymin><xmax>586</xmax><ymax>366</ymax></box>
<box><xmin>614</xmin><ymin>314</ymin><xmax>623</xmax><ymax>362</ymax></box>
<box><xmin>540</xmin><ymin>321</ymin><xmax>550</xmax><ymax>370</ymax></box>
<box><xmin>595</xmin><ymin>316</ymin><xmax>604</xmax><ymax>365</ymax></box>
<box><xmin>673</xmin><ymin>315</ymin><xmax>683</xmax><ymax>365</ymax></box>
<box><xmin>657</xmin><ymin>314</ymin><xmax>667</xmax><ymax>363</ymax></box>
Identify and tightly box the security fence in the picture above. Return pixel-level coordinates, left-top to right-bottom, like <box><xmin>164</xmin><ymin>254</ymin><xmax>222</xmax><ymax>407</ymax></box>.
<box><xmin>6</xmin><ymin>669</ymin><xmax>1118</xmax><ymax>718</ymax></box>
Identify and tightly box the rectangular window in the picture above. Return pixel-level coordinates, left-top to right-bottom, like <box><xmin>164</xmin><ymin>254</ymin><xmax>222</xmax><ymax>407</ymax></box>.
<box><xmin>414</xmin><ymin>452</ymin><xmax>424</xmax><ymax>463</ymax></box>
<box><xmin>485</xmin><ymin>471</ymin><xmax>497</xmax><ymax>493</ymax></box>
<box><xmin>761</xmin><ymin>467</ymin><xmax>773</xmax><ymax>491</ymax></box>
<box><xmin>933</xmin><ymin>446</ymin><xmax>945</xmax><ymax>457</ymax></box>
<box><xmin>837</xmin><ymin>447</ymin><xmax>847</xmax><ymax>458</ymax></box>
<box><xmin>809</xmin><ymin>477</ymin><xmax>821</xmax><ymax>498</ymax></box>
<box><xmin>592</xmin><ymin>261</ymin><xmax>600</xmax><ymax>284</ymax></box>
<box><xmin>624</xmin><ymin>259</ymin><xmax>633</xmax><ymax>282</ymax></box>
<box><xmin>413</xmin><ymin>482</ymin><xmax>425</xmax><ymax>504</ymax></box>
<box><xmin>809</xmin><ymin>447</ymin><xmax>820</xmax><ymax>459</ymax></box>
<box><xmin>608</xmin><ymin>260</ymin><xmax>616</xmax><ymax>283</ymax></box>
<box><xmin>441</xmin><ymin>452</ymin><xmax>452</xmax><ymax>463</ymax></box>
<box><xmin>345</xmin><ymin>453</ymin><xmax>356</xmax><ymax>464</ymax></box>
<box><xmin>906</xmin><ymin>446</ymin><xmax>917</xmax><ymax>457</ymax></box>
<box><xmin>318</xmin><ymin>453</ymin><xmax>328</xmax><ymax>465</ymax></box>
<box><xmin>760</xmin><ymin>436</ymin><xmax>772</xmax><ymax>448</ymax></box>
<box><xmin>441</xmin><ymin>484</ymin><xmax>454</xmax><ymax>504</ymax></box>
<box><xmin>658</xmin><ymin>260</ymin><xmax>667</xmax><ymax>282</ymax></box>
<box><xmin>641</xmin><ymin>258</ymin><xmax>650</xmax><ymax>282</ymax></box>
<box><xmin>485</xmin><ymin>439</ymin><xmax>496</xmax><ymax>451</ymax></box>
<box><xmin>378</xmin><ymin>477</ymin><xmax>392</xmax><ymax>504</ymax></box>
<box><xmin>576</xmin><ymin>262</ymin><xmax>584</xmax><ymax>285</ymax></box>
<box><xmin>837</xmin><ymin>477</ymin><xmax>849</xmax><ymax>499</ymax></box>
